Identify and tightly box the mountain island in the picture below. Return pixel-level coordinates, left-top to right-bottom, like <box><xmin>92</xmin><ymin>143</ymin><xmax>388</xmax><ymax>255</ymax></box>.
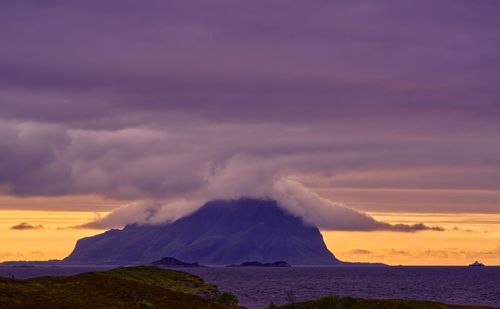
<box><xmin>66</xmin><ymin>198</ymin><xmax>344</xmax><ymax>265</ymax></box>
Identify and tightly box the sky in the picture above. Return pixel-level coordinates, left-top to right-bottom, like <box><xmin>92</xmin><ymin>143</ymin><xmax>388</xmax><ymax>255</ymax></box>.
<box><xmin>1</xmin><ymin>0</ymin><xmax>499</xmax><ymax>265</ymax></box>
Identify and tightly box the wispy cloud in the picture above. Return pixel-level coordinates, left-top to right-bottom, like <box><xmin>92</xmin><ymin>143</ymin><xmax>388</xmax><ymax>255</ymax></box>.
<box><xmin>10</xmin><ymin>222</ymin><xmax>44</xmax><ymax>230</ymax></box>
<box><xmin>78</xmin><ymin>179</ymin><xmax>444</xmax><ymax>233</ymax></box>
<box><xmin>348</xmin><ymin>249</ymin><xmax>373</xmax><ymax>255</ymax></box>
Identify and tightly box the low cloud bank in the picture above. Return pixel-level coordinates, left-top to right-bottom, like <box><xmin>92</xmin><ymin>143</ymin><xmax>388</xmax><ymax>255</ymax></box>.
<box><xmin>10</xmin><ymin>222</ymin><xmax>44</xmax><ymax>230</ymax></box>
<box><xmin>80</xmin><ymin>178</ymin><xmax>443</xmax><ymax>233</ymax></box>
<box><xmin>267</xmin><ymin>179</ymin><xmax>443</xmax><ymax>232</ymax></box>
<box><xmin>346</xmin><ymin>246</ymin><xmax>500</xmax><ymax>260</ymax></box>
<box><xmin>1</xmin><ymin>121</ymin><xmax>446</xmax><ymax>233</ymax></box>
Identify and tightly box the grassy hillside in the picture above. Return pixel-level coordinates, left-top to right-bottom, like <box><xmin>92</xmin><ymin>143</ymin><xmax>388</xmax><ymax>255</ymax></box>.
<box><xmin>271</xmin><ymin>295</ymin><xmax>494</xmax><ymax>309</ymax></box>
<box><xmin>0</xmin><ymin>266</ymin><xmax>234</xmax><ymax>309</ymax></box>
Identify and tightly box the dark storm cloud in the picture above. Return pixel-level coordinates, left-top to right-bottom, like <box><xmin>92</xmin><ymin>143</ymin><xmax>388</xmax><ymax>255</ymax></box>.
<box><xmin>0</xmin><ymin>1</ymin><xmax>499</xmax><ymax>230</ymax></box>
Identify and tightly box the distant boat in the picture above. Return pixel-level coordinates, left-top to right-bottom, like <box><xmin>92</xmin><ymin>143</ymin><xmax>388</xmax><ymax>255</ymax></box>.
<box><xmin>469</xmin><ymin>261</ymin><xmax>485</xmax><ymax>267</ymax></box>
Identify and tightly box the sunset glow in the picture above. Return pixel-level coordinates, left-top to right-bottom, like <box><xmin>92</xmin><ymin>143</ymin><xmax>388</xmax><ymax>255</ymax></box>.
<box><xmin>2</xmin><ymin>208</ymin><xmax>499</xmax><ymax>265</ymax></box>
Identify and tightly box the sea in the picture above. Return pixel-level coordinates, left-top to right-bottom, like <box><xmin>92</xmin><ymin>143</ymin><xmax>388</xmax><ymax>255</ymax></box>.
<box><xmin>0</xmin><ymin>265</ymin><xmax>499</xmax><ymax>308</ymax></box>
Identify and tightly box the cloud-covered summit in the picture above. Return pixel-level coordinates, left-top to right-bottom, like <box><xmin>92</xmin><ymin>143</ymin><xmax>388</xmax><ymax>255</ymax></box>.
<box><xmin>80</xmin><ymin>179</ymin><xmax>443</xmax><ymax>233</ymax></box>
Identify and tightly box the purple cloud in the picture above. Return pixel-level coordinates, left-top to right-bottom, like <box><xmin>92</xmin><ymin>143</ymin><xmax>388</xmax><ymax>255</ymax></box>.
<box><xmin>0</xmin><ymin>1</ymin><xmax>499</xmax><ymax>125</ymax></box>
<box><xmin>0</xmin><ymin>1</ymin><xmax>498</xmax><ymax>230</ymax></box>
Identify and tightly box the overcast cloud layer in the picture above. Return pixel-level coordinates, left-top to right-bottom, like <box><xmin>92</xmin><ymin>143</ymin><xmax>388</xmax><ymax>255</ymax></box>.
<box><xmin>1</xmin><ymin>1</ymin><xmax>499</xmax><ymax>231</ymax></box>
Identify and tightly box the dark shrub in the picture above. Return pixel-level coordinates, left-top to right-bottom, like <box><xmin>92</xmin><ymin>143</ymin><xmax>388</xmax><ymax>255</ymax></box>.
<box><xmin>217</xmin><ymin>291</ymin><xmax>239</xmax><ymax>306</ymax></box>
<box><xmin>138</xmin><ymin>300</ymin><xmax>155</xmax><ymax>309</ymax></box>
<box><xmin>268</xmin><ymin>301</ymin><xmax>278</xmax><ymax>308</ymax></box>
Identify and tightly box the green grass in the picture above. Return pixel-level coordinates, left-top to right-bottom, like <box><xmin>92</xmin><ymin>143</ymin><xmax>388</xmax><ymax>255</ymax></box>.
<box><xmin>0</xmin><ymin>266</ymin><xmax>234</xmax><ymax>309</ymax></box>
<box><xmin>271</xmin><ymin>295</ymin><xmax>495</xmax><ymax>309</ymax></box>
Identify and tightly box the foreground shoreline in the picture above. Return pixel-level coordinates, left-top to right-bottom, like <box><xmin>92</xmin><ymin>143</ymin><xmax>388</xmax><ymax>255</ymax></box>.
<box><xmin>0</xmin><ymin>265</ymin><xmax>498</xmax><ymax>308</ymax></box>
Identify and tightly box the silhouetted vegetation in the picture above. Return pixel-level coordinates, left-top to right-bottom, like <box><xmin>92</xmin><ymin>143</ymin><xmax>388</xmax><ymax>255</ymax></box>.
<box><xmin>217</xmin><ymin>291</ymin><xmax>239</xmax><ymax>306</ymax></box>
<box><xmin>0</xmin><ymin>266</ymin><xmax>235</xmax><ymax>308</ymax></box>
<box><xmin>271</xmin><ymin>295</ymin><xmax>495</xmax><ymax>309</ymax></box>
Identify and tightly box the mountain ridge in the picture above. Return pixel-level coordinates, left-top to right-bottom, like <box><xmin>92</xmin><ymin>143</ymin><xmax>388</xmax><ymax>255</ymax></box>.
<box><xmin>65</xmin><ymin>198</ymin><xmax>342</xmax><ymax>265</ymax></box>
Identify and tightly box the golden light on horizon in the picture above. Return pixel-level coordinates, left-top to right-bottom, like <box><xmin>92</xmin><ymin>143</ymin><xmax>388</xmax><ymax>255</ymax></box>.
<box><xmin>323</xmin><ymin>212</ymin><xmax>500</xmax><ymax>266</ymax></box>
<box><xmin>1</xmin><ymin>209</ymin><xmax>498</xmax><ymax>265</ymax></box>
<box><xmin>0</xmin><ymin>210</ymin><xmax>107</xmax><ymax>262</ymax></box>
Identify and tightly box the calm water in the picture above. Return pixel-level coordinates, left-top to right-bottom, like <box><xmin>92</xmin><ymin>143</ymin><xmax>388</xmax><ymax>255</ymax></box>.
<box><xmin>188</xmin><ymin>266</ymin><xmax>500</xmax><ymax>308</ymax></box>
<box><xmin>1</xmin><ymin>266</ymin><xmax>499</xmax><ymax>308</ymax></box>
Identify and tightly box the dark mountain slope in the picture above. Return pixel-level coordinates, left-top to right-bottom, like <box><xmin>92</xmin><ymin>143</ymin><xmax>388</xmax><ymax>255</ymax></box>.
<box><xmin>65</xmin><ymin>198</ymin><xmax>341</xmax><ymax>265</ymax></box>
